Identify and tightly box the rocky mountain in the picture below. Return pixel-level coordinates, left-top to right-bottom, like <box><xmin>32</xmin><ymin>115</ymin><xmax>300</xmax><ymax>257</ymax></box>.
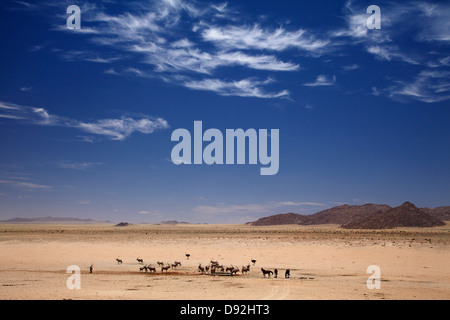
<box><xmin>342</xmin><ymin>202</ymin><xmax>445</xmax><ymax>229</ymax></box>
<box><xmin>247</xmin><ymin>204</ymin><xmax>391</xmax><ymax>226</ymax></box>
<box><xmin>248</xmin><ymin>202</ymin><xmax>447</xmax><ymax>229</ymax></box>
<box><xmin>300</xmin><ymin>204</ymin><xmax>392</xmax><ymax>225</ymax></box>
<box><xmin>421</xmin><ymin>206</ymin><xmax>450</xmax><ymax>221</ymax></box>
<box><xmin>247</xmin><ymin>212</ymin><xmax>306</xmax><ymax>226</ymax></box>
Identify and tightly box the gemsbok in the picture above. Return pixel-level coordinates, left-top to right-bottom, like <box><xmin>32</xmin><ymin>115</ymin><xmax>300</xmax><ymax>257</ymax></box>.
<box><xmin>261</xmin><ymin>268</ymin><xmax>273</xmax><ymax>278</ymax></box>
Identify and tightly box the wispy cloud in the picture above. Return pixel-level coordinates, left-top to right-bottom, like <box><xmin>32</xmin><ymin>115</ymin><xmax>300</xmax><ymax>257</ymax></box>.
<box><xmin>201</xmin><ymin>24</ymin><xmax>330</xmax><ymax>54</ymax></box>
<box><xmin>20</xmin><ymin>86</ymin><xmax>33</xmax><ymax>92</ymax></box>
<box><xmin>303</xmin><ymin>75</ymin><xmax>336</xmax><ymax>87</ymax></box>
<box><xmin>0</xmin><ymin>101</ymin><xmax>169</xmax><ymax>141</ymax></box>
<box><xmin>389</xmin><ymin>70</ymin><xmax>450</xmax><ymax>103</ymax></box>
<box><xmin>58</xmin><ymin>162</ymin><xmax>101</xmax><ymax>170</ymax></box>
<box><xmin>0</xmin><ymin>179</ymin><xmax>51</xmax><ymax>190</ymax></box>
<box><xmin>37</xmin><ymin>1</ymin><xmax>314</xmax><ymax>99</ymax></box>
<box><xmin>19</xmin><ymin>0</ymin><xmax>450</xmax><ymax>103</ymax></box>
<box><xmin>183</xmin><ymin>77</ymin><xmax>290</xmax><ymax>98</ymax></box>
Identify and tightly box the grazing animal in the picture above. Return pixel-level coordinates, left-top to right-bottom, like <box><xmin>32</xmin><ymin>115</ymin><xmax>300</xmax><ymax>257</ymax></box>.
<box><xmin>116</xmin><ymin>258</ymin><xmax>123</xmax><ymax>264</ymax></box>
<box><xmin>285</xmin><ymin>269</ymin><xmax>291</xmax><ymax>279</ymax></box>
<box><xmin>198</xmin><ymin>264</ymin><xmax>205</xmax><ymax>273</ymax></box>
<box><xmin>261</xmin><ymin>268</ymin><xmax>273</xmax><ymax>278</ymax></box>
<box><xmin>161</xmin><ymin>265</ymin><xmax>170</xmax><ymax>273</ymax></box>
<box><xmin>242</xmin><ymin>265</ymin><xmax>250</xmax><ymax>274</ymax></box>
<box><xmin>137</xmin><ymin>258</ymin><xmax>144</xmax><ymax>264</ymax></box>
<box><xmin>185</xmin><ymin>253</ymin><xmax>191</xmax><ymax>260</ymax></box>
<box><xmin>147</xmin><ymin>266</ymin><xmax>156</xmax><ymax>273</ymax></box>
<box><xmin>251</xmin><ymin>259</ymin><xmax>256</xmax><ymax>265</ymax></box>
<box><xmin>157</xmin><ymin>261</ymin><xmax>164</xmax><ymax>267</ymax></box>
<box><xmin>174</xmin><ymin>261</ymin><xmax>182</xmax><ymax>267</ymax></box>
<box><xmin>231</xmin><ymin>267</ymin><xmax>239</xmax><ymax>275</ymax></box>
<box><xmin>226</xmin><ymin>266</ymin><xmax>234</xmax><ymax>273</ymax></box>
<box><xmin>140</xmin><ymin>266</ymin><xmax>147</xmax><ymax>272</ymax></box>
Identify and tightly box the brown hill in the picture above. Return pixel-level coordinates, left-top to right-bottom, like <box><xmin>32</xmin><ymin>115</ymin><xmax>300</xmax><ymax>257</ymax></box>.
<box><xmin>247</xmin><ymin>204</ymin><xmax>391</xmax><ymax>226</ymax></box>
<box><xmin>248</xmin><ymin>212</ymin><xmax>306</xmax><ymax>226</ymax></box>
<box><xmin>421</xmin><ymin>206</ymin><xmax>450</xmax><ymax>221</ymax></box>
<box><xmin>342</xmin><ymin>202</ymin><xmax>445</xmax><ymax>229</ymax></box>
<box><xmin>299</xmin><ymin>204</ymin><xmax>392</xmax><ymax>225</ymax></box>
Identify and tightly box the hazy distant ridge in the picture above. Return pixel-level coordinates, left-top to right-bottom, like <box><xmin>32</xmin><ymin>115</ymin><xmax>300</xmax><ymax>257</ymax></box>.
<box><xmin>0</xmin><ymin>216</ymin><xmax>110</xmax><ymax>224</ymax></box>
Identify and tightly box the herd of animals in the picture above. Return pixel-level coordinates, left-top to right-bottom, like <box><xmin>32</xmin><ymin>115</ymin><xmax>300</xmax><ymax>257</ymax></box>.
<box><xmin>113</xmin><ymin>255</ymin><xmax>291</xmax><ymax>279</ymax></box>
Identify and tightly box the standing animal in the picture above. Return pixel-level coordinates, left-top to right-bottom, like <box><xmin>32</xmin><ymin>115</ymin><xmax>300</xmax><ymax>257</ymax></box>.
<box><xmin>116</xmin><ymin>258</ymin><xmax>123</xmax><ymax>264</ymax></box>
<box><xmin>147</xmin><ymin>266</ymin><xmax>156</xmax><ymax>273</ymax></box>
<box><xmin>231</xmin><ymin>267</ymin><xmax>239</xmax><ymax>275</ymax></box>
<box><xmin>198</xmin><ymin>264</ymin><xmax>205</xmax><ymax>273</ymax></box>
<box><xmin>89</xmin><ymin>264</ymin><xmax>93</xmax><ymax>274</ymax></box>
<box><xmin>274</xmin><ymin>269</ymin><xmax>278</xmax><ymax>278</ymax></box>
<box><xmin>285</xmin><ymin>269</ymin><xmax>291</xmax><ymax>278</ymax></box>
<box><xmin>261</xmin><ymin>268</ymin><xmax>273</xmax><ymax>278</ymax></box>
<box><xmin>161</xmin><ymin>265</ymin><xmax>170</xmax><ymax>273</ymax></box>
<box><xmin>137</xmin><ymin>258</ymin><xmax>144</xmax><ymax>264</ymax></box>
<box><xmin>140</xmin><ymin>266</ymin><xmax>148</xmax><ymax>272</ymax></box>
<box><xmin>242</xmin><ymin>265</ymin><xmax>250</xmax><ymax>274</ymax></box>
<box><xmin>174</xmin><ymin>261</ymin><xmax>182</xmax><ymax>267</ymax></box>
<box><xmin>157</xmin><ymin>261</ymin><xmax>164</xmax><ymax>267</ymax></box>
<box><xmin>215</xmin><ymin>265</ymin><xmax>224</xmax><ymax>272</ymax></box>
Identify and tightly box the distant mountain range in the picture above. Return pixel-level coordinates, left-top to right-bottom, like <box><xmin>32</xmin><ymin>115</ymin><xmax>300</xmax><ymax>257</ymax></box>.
<box><xmin>247</xmin><ymin>202</ymin><xmax>449</xmax><ymax>229</ymax></box>
<box><xmin>0</xmin><ymin>216</ymin><xmax>111</xmax><ymax>224</ymax></box>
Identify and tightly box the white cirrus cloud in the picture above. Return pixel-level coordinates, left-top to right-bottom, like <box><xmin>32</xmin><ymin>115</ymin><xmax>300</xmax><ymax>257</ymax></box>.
<box><xmin>183</xmin><ymin>77</ymin><xmax>290</xmax><ymax>98</ymax></box>
<box><xmin>0</xmin><ymin>101</ymin><xmax>169</xmax><ymax>141</ymax></box>
<box><xmin>0</xmin><ymin>179</ymin><xmax>51</xmax><ymax>190</ymax></box>
<box><xmin>389</xmin><ymin>70</ymin><xmax>450</xmax><ymax>103</ymax></box>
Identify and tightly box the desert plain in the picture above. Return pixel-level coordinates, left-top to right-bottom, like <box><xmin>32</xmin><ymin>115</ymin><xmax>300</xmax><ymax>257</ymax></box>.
<box><xmin>0</xmin><ymin>223</ymin><xmax>449</xmax><ymax>300</ymax></box>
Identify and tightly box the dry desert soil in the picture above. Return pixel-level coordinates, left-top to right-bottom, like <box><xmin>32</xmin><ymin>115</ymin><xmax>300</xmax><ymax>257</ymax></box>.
<box><xmin>0</xmin><ymin>223</ymin><xmax>449</xmax><ymax>300</ymax></box>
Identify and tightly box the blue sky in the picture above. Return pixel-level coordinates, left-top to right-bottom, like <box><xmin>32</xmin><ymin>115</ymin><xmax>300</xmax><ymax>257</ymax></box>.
<box><xmin>0</xmin><ymin>0</ymin><xmax>449</xmax><ymax>223</ymax></box>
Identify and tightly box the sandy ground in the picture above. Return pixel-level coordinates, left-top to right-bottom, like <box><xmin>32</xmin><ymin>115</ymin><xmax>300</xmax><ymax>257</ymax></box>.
<box><xmin>0</xmin><ymin>223</ymin><xmax>449</xmax><ymax>300</ymax></box>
